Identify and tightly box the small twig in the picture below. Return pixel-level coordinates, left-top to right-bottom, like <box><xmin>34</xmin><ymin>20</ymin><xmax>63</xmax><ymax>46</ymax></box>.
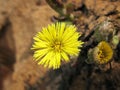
<box><xmin>109</xmin><ymin>62</ymin><xmax>112</xmax><ymax>70</ymax></box>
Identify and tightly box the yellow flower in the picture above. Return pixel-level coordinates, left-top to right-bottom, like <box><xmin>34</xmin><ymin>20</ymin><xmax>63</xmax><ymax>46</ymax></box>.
<box><xmin>32</xmin><ymin>22</ymin><xmax>84</xmax><ymax>69</ymax></box>
<box><xmin>93</xmin><ymin>41</ymin><xmax>113</xmax><ymax>64</ymax></box>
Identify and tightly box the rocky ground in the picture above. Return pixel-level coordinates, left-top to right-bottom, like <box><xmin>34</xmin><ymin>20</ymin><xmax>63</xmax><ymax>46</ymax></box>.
<box><xmin>0</xmin><ymin>0</ymin><xmax>120</xmax><ymax>90</ymax></box>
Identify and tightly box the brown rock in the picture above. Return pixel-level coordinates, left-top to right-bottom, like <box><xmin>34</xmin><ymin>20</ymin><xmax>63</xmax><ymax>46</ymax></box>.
<box><xmin>1</xmin><ymin>0</ymin><xmax>57</xmax><ymax>90</ymax></box>
<box><xmin>84</xmin><ymin>0</ymin><xmax>118</xmax><ymax>16</ymax></box>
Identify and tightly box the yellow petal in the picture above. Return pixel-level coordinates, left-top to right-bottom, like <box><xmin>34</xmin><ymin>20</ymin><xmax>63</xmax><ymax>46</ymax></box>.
<box><xmin>33</xmin><ymin>49</ymin><xmax>49</xmax><ymax>60</ymax></box>
<box><xmin>38</xmin><ymin>51</ymin><xmax>53</xmax><ymax>65</ymax></box>
<box><xmin>61</xmin><ymin>51</ymin><xmax>69</xmax><ymax>62</ymax></box>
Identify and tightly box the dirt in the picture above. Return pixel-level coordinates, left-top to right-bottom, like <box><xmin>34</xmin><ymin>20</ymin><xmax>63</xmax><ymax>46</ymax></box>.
<box><xmin>0</xmin><ymin>0</ymin><xmax>120</xmax><ymax>90</ymax></box>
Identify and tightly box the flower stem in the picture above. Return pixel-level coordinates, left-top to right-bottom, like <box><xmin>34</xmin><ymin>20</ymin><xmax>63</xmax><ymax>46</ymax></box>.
<box><xmin>109</xmin><ymin>62</ymin><xmax>112</xmax><ymax>70</ymax></box>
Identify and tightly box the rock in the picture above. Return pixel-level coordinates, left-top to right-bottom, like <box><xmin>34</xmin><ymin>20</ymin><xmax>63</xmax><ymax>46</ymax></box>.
<box><xmin>84</xmin><ymin>0</ymin><xmax>118</xmax><ymax>16</ymax></box>
<box><xmin>1</xmin><ymin>0</ymin><xmax>57</xmax><ymax>90</ymax></box>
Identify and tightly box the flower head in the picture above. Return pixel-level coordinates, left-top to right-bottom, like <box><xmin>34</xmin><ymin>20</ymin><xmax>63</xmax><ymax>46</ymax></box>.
<box><xmin>93</xmin><ymin>41</ymin><xmax>113</xmax><ymax>64</ymax></box>
<box><xmin>32</xmin><ymin>22</ymin><xmax>84</xmax><ymax>69</ymax></box>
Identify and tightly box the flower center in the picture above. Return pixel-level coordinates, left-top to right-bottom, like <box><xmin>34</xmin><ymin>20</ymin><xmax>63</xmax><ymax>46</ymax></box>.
<box><xmin>53</xmin><ymin>41</ymin><xmax>61</xmax><ymax>52</ymax></box>
<box><xmin>98</xmin><ymin>50</ymin><xmax>105</xmax><ymax>59</ymax></box>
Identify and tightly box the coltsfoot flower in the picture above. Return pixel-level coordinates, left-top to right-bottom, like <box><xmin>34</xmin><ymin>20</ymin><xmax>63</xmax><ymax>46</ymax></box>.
<box><xmin>93</xmin><ymin>41</ymin><xmax>113</xmax><ymax>64</ymax></box>
<box><xmin>31</xmin><ymin>22</ymin><xmax>84</xmax><ymax>69</ymax></box>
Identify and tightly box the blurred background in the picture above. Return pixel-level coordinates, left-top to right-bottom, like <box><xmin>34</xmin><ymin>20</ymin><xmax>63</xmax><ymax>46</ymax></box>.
<box><xmin>0</xmin><ymin>0</ymin><xmax>120</xmax><ymax>90</ymax></box>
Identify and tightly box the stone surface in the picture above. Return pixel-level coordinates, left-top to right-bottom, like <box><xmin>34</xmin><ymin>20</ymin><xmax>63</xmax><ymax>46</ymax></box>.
<box><xmin>0</xmin><ymin>0</ymin><xmax>58</xmax><ymax>90</ymax></box>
